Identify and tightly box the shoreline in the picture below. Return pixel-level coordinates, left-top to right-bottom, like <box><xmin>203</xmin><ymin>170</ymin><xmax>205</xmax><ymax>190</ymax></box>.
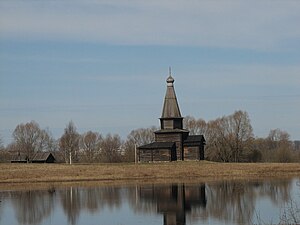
<box><xmin>1</xmin><ymin>161</ymin><xmax>300</xmax><ymax>190</ymax></box>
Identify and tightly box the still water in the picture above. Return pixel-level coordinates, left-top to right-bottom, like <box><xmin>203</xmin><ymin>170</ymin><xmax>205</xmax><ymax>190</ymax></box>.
<box><xmin>0</xmin><ymin>178</ymin><xmax>299</xmax><ymax>225</ymax></box>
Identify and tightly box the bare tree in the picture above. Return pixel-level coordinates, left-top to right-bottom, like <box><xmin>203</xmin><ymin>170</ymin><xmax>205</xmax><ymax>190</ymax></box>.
<box><xmin>228</xmin><ymin>110</ymin><xmax>254</xmax><ymax>162</ymax></box>
<box><xmin>99</xmin><ymin>134</ymin><xmax>122</xmax><ymax>163</ymax></box>
<box><xmin>267</xmin><ymin>129</ymin><xmax>294</xmax><ymax>162</ymax></box>
<box><xmin>12</xmin><ymin>121</ymin><xmax>54</xmax><ymax>162</ymax></box>
<box><xmin>80</xmin><ymin>131</ymin><xmax>102</xmax><ymax>162</ymax></box>
<box><xmin>127</xmin><ymin>126</ymin><xmax>157</xmax><ymax>146</ymax></box>
<box><xmin>184</xmin><ymin>116</ymin><xmax>207</xmax><ymax>135</ymax></box>
<box><xmin>205</xmin><ymin>111</ymin><xmax>253</xmax><ymax>162</ymax></box>
<box><xmin>0</xmin><ymin>136</ymin><xmax>10</xmax><ymax>162</ymax></box>
<box><xmin>123</xmin><ymin>126</ymin><xmax>157</xmax><ymax>162</ymax></box>
<box><xmin>268</xmin><ymin>129</ymin><xmax>290</xmax><ymax>142</ymax></box>
<box><xmin>59</xmin><ymin>121</ymin><xmax>80</xmax><ymax>164</ymax></box>
<box><xmin>0</xmin><ymin>136</ymin><xmax>3</xmax><ymax>150</ymax></box>
<box><xmin>207</xmin><ymin>118</ymin><xmax>233</xmax><ymax>162</ymax></box>
<box><xmin>249</xmin><ymin>129</ymin><xmax>296</xmax><ymax>162</ymax></box>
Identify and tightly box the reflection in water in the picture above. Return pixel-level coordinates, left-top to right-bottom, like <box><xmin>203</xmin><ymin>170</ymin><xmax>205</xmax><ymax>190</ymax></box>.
<box><xmin>10</xmin><ymin>190</ymin><xmax>55</xmax><ymax>225</ymax></box>
<box><xmin>136</xmin><ymin>184</ymin><xmax>206</xmax><ymax>225</ymax></box>
<box><xmin>205</xmin><ymin>181</ymin><xmax>255</xmax><ymax>224</ymax></box>
<box><xmin>0</xmin><ymin>179</ymin><xmax>297</xmax><ymax>225</ymax></box>
<box><xmin>61</xmin><ymin>187</ymin><xmax>81</xmax><ymax>225</ymax></box>
<box><xmin>60</xmin><ymin>186</ymin><xmax>123</xmax><ymax>225</ymax></box>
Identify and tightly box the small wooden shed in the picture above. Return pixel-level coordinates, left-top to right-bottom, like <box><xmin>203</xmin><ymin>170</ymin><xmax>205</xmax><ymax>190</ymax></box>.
<box><xmin>31</xmin><ymin>152</ymin><xmax>56</xmax><ymax>163</ymax></box>
<box><xmin>11</xmin><ymin>153</ymin><xmax>28</xmax><ymax>163</ymax></box>
<box><xmin>11</xmin><ymin>152</ymin><xmax>56</xmax><ymax>163</ymax></box>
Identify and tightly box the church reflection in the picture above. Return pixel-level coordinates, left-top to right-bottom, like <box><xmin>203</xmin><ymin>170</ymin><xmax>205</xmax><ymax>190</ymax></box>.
<box><xmin>137</xmin><ymin>184</ymin><xmax>207</xmax><ymax>225</ymax></box>
<box><xmin>2</xmin><ymin>179</ymin><xmax>295</xmax><ymax>225</ymax></box>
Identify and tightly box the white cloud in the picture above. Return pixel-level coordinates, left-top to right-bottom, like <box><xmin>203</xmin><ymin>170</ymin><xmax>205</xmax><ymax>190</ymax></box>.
<box><xmin>1</xmin><ymin>0</ymin><xmax>300</xmax><ymax>49</ymax></box>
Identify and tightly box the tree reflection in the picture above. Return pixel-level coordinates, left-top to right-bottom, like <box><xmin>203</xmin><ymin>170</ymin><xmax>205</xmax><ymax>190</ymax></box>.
<box><xmin>81</xmin><ymin>188</ymin><xmax>102</xmax><ymax>213</ymax></box>
<box><xmin>59</xmin><ymin>186</ymin><xmax>123</xmax><ymax>225</ymax></box>
<box><xmin>256</xmin><ymin>179</ymin><xmax>291</xmax><ymax>204</ymax></box>
<box><xmin>131</xmin><ymin>180</ymin><xmax>292</xmax><ymax>225</ymax></box>
<box><xmin>204</xmin><ymin>181</ymin><xmax>256</xmax><ymax>224</ymax></box>
<box><xmin>190</xmin><ymin>180</ymin><xmax>292</xmax><ymax>224</ymax></box>
<box><xmin>60</xmin><ymin>187</ymin><xmax>81</xmax><ymax>225</ymax></box>
<box><xmin>0</xmin><ymin>192</ymin><xmax>9</xmax><ymax>224</ymax></box>
<box><xmin>5</xmin><ymin>179</ymin><xmax>294</xmax><ymax>225</ymax></box>
<box><xmin>11</xmin><ymin>190</ymin><xmax>54</xmax><ymax>225</ymax></box>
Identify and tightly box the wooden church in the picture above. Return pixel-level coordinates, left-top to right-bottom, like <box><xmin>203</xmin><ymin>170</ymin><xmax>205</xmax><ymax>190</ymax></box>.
<box><xmin>138</xmin><ymin>71</ymin><xmax>205</xmax><ymax>162</ymax></box>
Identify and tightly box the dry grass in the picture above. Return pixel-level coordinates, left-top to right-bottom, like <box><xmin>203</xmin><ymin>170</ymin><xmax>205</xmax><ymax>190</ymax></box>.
<box><xmin>0</xmin><ymin>161</ymin><xmax>300</xmax><ymax>190</ymax></box>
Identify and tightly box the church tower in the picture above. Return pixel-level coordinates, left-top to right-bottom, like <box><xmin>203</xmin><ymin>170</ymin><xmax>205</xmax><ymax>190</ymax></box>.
<box><xmin>160</xmin><ymin>74</ymin><xmax>183</xmax><ymax>130</ymax></box>
<box><xmin>138</xmin><ymin>69</ymin><xmax>205</xmax><ymax>162</ymax></box>
<box><xmin>155</xmin><ymin>70</ymin><xmax>189</xmax><ymax>160</ymax></box>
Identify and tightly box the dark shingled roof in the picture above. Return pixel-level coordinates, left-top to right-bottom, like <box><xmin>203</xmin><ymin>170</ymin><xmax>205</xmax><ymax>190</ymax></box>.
<box><xmin>11</xmin><ymin>153</ymin><xmax>28</xmax><ymax>161</ymax></box>
<box><xmin>161</xmin><ymin>75</ymin><xmax>182</xmax><ymax>118</ymax></box>
<box><xmin>138</xmin><ymin>142</ymin><xmax>175</xmax><ymax>150</ymax></box>
<box><xmin>155</xmin><ymin>128</ymin><xmax>189</xmax><ymax>134</ymax></box>
<box><xmin>183</xmin><ymin>135</ymin><xmax>206</xmax><ymax>146</ymax></box>
<box><xmin>32</xmin><ymin>152</ymin><xmax>54</xmax><ymax>161</ymax></box>
<box><xmin>11</xmin><ymin>152</ymin><xmax>56</xmax><ymax>163</ymax></box>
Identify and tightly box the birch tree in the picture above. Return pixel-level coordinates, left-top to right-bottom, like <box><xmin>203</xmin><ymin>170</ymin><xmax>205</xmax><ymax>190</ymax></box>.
<box><xmin>59</xmin><ymin>121</ymin><xmax>80</xmax><ymax>164</ymax></box>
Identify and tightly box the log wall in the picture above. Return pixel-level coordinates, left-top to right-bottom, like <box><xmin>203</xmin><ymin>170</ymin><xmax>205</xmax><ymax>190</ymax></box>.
<box><xmin>183</xmin><ymin>146</ymin><xmax>200</xmax><ymax>160</ymax></box>
<box><xmin>155</xmin><ymin>133</ymin><xmax>183</xmax><ymax>160</ymax></box>
<box><xmin>139</xmin><ymin>149</ymin><xmax>173</xmax><ymax>162</ymax></box>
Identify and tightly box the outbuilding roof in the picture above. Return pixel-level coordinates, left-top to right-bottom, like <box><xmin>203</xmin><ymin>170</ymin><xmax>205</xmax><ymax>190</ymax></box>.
<box><xmin>11</xmin><ymin>153</ymin><xmax>28</xmax><ymax>161</ymax></box>
<box><xmin>183</xmin><ymin>135</ymin><xmax>206</xmax><ymax>146</ymax></box>
<box><xmin>32</xmin><ymin>152</ymin><xmax>54</xmax><ymax>161</ymax></box>
<box><xmin>138</xmin><ymin>142</ymin><xmax>175</xmax><ymax>149</ymax></box>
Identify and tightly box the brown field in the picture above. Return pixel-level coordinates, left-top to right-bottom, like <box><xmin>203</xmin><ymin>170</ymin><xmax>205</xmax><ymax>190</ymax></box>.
<box><xmin>0</xmin><ymin>161</ymin><xmax>300</xmax><ymax>190</ymax></box>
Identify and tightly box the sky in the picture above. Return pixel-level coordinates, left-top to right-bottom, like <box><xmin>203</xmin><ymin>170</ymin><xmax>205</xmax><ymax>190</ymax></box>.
<box><xmin>0</xmin><ymin>0</ymin><xmax>300</xmax><ymax>145</ymax></box>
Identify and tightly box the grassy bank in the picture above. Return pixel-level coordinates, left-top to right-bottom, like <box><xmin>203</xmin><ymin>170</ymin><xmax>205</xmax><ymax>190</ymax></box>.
<box><xmin>0</xmin><ymin>161</ymin><xmax>300</xmax><ymax>189</ymax></box>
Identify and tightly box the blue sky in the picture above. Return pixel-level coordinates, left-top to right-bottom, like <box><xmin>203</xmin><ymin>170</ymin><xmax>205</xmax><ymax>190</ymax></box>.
<box><xmin>0</xmin><ymin>1</ymin><xmax>300</xmax><ymax>145</ymax></box>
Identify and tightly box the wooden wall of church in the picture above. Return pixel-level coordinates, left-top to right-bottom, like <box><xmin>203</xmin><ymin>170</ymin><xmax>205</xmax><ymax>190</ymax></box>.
<box><xmin>183</xmin><ymin>146</ymin><xmax>200</xmax><ymax>160</ymax></box>
<box><xmin>139</xmin><ymin>149</ymin><xmax>174</xmax><ymax>162</ymax></box>
<box><xmin>155</xmin><ymin>133</ymin><xmax>183</xmax><ymax>160</ymax></box>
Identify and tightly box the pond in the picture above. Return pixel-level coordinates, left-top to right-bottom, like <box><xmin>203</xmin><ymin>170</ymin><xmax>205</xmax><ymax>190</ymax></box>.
<box><xmin>0</xmin><ymin>178</ymin><xmax>299</xmax><ymax>225</ymax></box>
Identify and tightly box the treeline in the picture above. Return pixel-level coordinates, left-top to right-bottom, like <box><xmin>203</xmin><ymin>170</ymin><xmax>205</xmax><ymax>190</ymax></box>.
<box><xmin>184</xmin><ymin>111</ymin><xmax>299</xmax><ymax>162</ymax></box>
<box><xmin>0</xmin><ymin>121</ymin><xmax>157</xmax><ymax>163</ymax></box>
<box><xmin>0</xmin><ymin>110</ymin><xmax>299</xmax><ymax>163</ymax></box>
